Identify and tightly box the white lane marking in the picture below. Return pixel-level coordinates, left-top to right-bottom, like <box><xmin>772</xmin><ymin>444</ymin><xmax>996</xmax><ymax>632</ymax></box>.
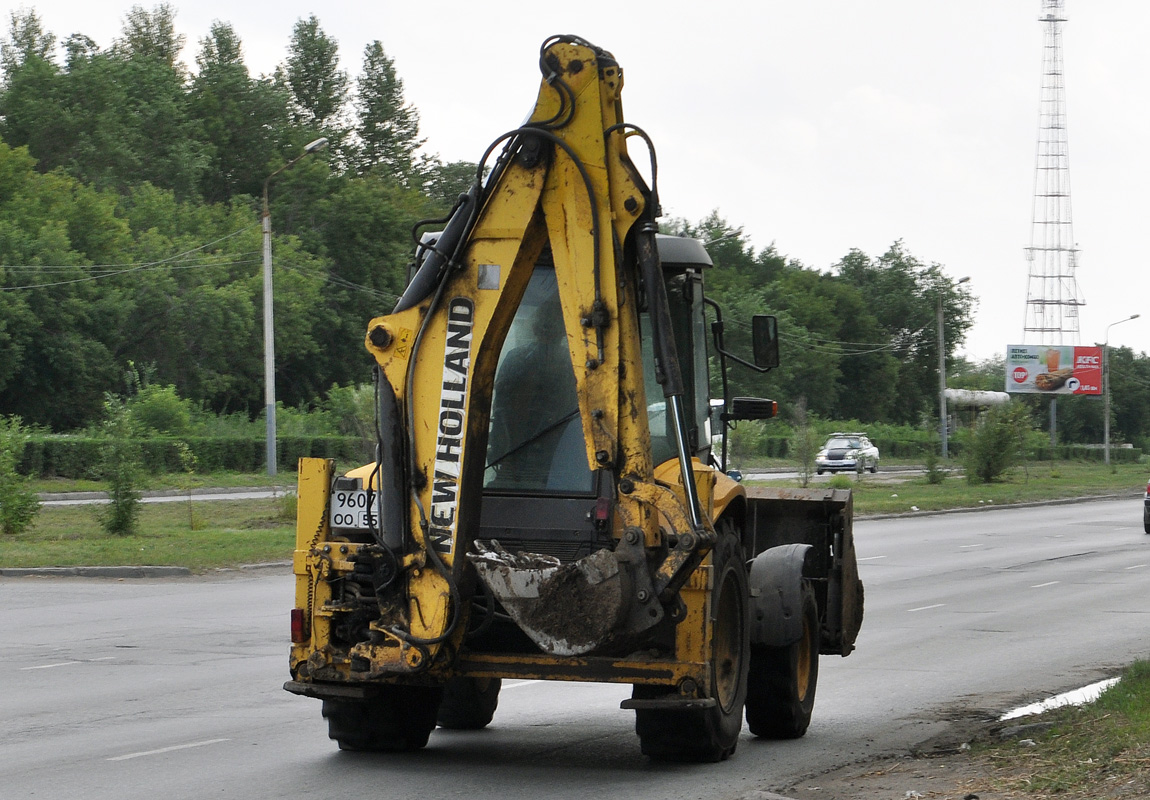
<box><xmin>108</xmin><ymin>738</ymin><xmax>231</xmax><ymax>762</ymax></box>
<box><xmin>908</xmin><ymin>604</ymin><xmax>945</xmax><ymax>612</ymax></box>
<box><xmin>1031</xmin><ymin>581</ymin><xmax>1060</xmax><ymax>588</ymax></box>
<box><xmin>858</xmin><ymin>556</ymin><xmax>887</xmax><ymax>561</ymax></box>
<box><xmin>959</xmin><ymin>544</ymin><xmax>984</xmax><ymax>549</ymax></box>
<box><xmin>501</xmin><ymin>680</ymin><xmax>545</xmax><ymax>690</ymax></box>
<box><xmin>1125</xmin><ymin>564</ymin><xmax>1148</xmax><ymax>570</ymax></box>
<box><xmin>21</xmin><ymin>656</ymin><xmax>115</xmax><ymax>671</ymax></box>
<box><xmin>1001</xmin><ymin>678</ymin><xmax>1121</xmax><ymax>721</ymax></box>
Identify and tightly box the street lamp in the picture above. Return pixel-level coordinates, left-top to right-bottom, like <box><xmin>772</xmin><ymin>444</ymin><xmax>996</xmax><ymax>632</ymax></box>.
<box><xmin>261</xmin><ymin>137</ymin><xmax>329</xmax><ymax>477</ymax></box>
<box><xmin>1103</xmin><ymin>313</ymin><xmax>1140</xmax><ymax>466</ymax></box>
<box><xmin>939</xmin><ymin>276</ymin><xmax>970</xmax><ymax>460</ymax></box>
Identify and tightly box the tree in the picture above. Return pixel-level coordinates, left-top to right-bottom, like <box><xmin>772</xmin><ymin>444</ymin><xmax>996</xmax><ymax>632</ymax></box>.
<box><xmin>0</xmin><ymin>8</ymin><xmax>55</xmax><ymax>72</ymax></box>
<box><xmin>422</xmin><ymin>159</ymin><xmax>482</xmax><ymax>208</ymax></box>
<box><xmin>96</xmin><ymin>396</ymin><xmax>142</xmax><ymax>535</ymax></box>
<box><xmin>0</xmin><ymin>415</ymin><xmax>39</xmax><ymax>535</ymax></box>
<box><xmin>283</xmin><ymin>15</ymin><xmax>347</xmax><ymax>132</ymax></box>
<box><xmin>964</xmin><ymin>402</ymin><xmax>1034</xmax><ymax>484</ymax></box>
<box><xmin>0</xmin><ymin>10</ymin><xmax>65</xmax><ymax>162</ymax></box>
<box><xmin>352</xmin><ymin>40</ymin><xmax>423</xmax><ymax>182</ymax></box>
<box><xmin>113</xmin><ymin>3</ymin><xmax>183</xmax><ymax>69</ymax></box>
<box><xmin>189</xmin><ymin>21</ymin><xmax>291</xmax><ymax>202</ymax></box>
<box><xmin>836</xmin><ymin>241</ymin><xmax>975</xmax><ymax>425</ymax></box>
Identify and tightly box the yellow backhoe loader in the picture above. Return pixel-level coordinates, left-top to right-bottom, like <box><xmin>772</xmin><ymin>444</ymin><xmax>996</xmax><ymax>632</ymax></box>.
<box><xmin>285</xmin><ymin>35</ymin><xmax>863</xmax><ymax>763</ymax></box>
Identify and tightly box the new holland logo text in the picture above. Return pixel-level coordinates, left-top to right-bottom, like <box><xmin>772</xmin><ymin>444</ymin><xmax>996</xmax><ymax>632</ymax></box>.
<box><xmin>428</xmin><ymin>297</ymin><xmax>474</xmax><ymax>553</ymax></box>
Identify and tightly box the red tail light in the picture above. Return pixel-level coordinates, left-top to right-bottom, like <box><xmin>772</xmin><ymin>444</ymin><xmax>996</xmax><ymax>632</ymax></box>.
<box><xmin>291</xmin><ymin>608</ymin><xmax>308</xmax><ymax>643</ymax></box>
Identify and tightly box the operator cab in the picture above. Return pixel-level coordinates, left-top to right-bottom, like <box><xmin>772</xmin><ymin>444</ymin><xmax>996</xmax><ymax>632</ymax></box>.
<box><xmin>477</xmin><ymin>235</ymin><xmax>758</xmax><ymax>566</ymax></box>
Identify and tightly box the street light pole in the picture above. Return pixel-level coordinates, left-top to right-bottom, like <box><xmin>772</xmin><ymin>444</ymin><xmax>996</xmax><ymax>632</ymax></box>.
<box><xmin>1103</xmin><ymin>313</ymin><xmax>1140</xmax><ymax>466</ymax></box>
<box><xmin>261</xmin><ymin>137</ymin><xmax>329</xmax><ymax>477</ymax></box>
<box><xmin>939</xmin><ymin>276</ymin><xmax>970</xmax><ymax>460</ymax></box>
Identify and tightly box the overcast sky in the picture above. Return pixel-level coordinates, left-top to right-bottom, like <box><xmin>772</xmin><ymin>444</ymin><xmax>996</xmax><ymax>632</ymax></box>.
<box><xmin>15</xmin><ymin>0</ymin><xmax>1149</xmax><ymax>361</ymax></box>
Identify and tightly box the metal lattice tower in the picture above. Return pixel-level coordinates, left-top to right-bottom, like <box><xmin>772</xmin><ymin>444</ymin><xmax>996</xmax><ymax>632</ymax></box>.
<box><xmin>1023</xmin><ymin>0</ymin><xmax>1085</xmax><ymax>344</ymax></box>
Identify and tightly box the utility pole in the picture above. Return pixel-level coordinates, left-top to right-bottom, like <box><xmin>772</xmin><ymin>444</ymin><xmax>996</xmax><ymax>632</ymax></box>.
<box><xmin>261</xmin><ymin>137</ymin><xmax>329</xmax><ymax>477</ymax></box>
<box><xmin>939</xmin><ymin>276</ymin><xmax>970</xmax><ymax>460</ymax></box>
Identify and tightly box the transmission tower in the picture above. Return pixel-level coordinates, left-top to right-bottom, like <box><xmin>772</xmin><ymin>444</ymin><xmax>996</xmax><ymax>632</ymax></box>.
<box><xmin>1023</xmin><ymin>0</ymin><xmax>1084</xmax><ymax>344</ymax></box>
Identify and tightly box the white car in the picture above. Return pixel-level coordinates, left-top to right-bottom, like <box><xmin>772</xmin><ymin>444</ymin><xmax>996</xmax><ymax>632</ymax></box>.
<box><xmin>815</xmin><ymin>432</ymin><xmax>879</xmax><ymax>475</ymax></box>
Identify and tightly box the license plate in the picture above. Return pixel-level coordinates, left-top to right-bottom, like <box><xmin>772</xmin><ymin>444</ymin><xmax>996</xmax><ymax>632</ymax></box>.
<box><xmin>330</xmin><ymin>489</ymin><xmax>376</xmax><ymax>530</ymax></box>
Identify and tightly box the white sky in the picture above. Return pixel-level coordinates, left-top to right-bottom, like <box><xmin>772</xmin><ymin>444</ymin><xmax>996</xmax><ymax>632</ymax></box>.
<box><xmin>15</xmin><ymin>0</ymin><xmax>1150</xmax><ymax>361</ymax></box>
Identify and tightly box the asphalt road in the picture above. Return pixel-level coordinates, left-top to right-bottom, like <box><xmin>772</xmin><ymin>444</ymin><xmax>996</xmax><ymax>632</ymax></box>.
<box><xmin>3</xmin><ymin>497</ymin><xmax>1148</xmax><ymax>799</ymax></box>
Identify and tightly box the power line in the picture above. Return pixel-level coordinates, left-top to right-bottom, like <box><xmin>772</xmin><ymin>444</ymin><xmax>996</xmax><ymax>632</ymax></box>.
<box><xmin>0</xmin><ymin>226</ymin><xmax>258</xmax><ymax>290</ymax></box>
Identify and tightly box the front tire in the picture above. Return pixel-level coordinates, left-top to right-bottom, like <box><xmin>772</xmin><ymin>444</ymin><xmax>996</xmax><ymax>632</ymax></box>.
<box><xmin>745</xmin><ymin>581</ymin><xmax>819</xmax><ymax>739</ymax></box>
<box><xmin>323</xmin><ymin>686</ymin><xmax>442</xmax><ymax>751</ymax></box>
<box><xmin>634</xmin><ymin>529</ymin><xmax>749</xmax><ymax>762</ymax></box>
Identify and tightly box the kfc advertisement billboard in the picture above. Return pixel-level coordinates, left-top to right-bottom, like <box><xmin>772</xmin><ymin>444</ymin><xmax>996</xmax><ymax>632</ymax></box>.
<box><xmin>1005</xmin><ymin>344</ymin><xmax>1102</xmax><ymax>395</ymax></box>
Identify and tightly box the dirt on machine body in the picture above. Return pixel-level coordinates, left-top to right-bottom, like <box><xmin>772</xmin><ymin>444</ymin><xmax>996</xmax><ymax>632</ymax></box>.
<box><xmin>285</xmin><ymin>35</ymin><xmax>863</xmax><ymax>763</ymax></box>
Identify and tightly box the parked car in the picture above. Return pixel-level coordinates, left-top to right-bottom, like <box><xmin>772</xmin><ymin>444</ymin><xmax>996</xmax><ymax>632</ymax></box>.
<box><xmin>1144</xmin><ymin>478</ymin><xmax>1149</xmax><ymax>534</ymax></box>
<box><xmin>815</xmin><ymin>432</ymin><xmax>879</xmax><ymax>475</ymax></box>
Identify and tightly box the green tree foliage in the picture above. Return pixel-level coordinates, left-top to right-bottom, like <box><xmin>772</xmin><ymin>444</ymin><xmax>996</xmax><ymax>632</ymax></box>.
<box><xmin>97</xmin><ymin>396</ymin><xmax>143</xmax><ymax>535</ymax></box>
<box><xmin>4</xmin><ymin>11</ymin><xmax>1150</xmax><ymax>457</ymax></box>
<box><xmin>1</xmin><ymin>5</ymin><xmax>207</xmax><ymax>197</ymax></box>
<box><xmin>190</xmin><ymin>22</ymin><xmax>291</xmax><ymax>203</ymax></box>
<box><xmin>964</xmin><ymin>402</ymin><xmax>1034</xmax><ymax>484</ymax></box>
<box><xmin>283</xmin><ymin>15</ymin><xmax>347</xmax><ymax>132</ymax></box>
<box><xmin>352</xmin><ymin>40</ymin><xmax>423</xmax><ymax>182</ymax></box>
<box><xmin>0</xmin><ymin>414</ymin><xmax>40</xmax><ymax>535</ymax></box>
<box><xmin>836</xmin><ymin>241</ymin><xmax>974</xmax><ymax>425</ymax></box>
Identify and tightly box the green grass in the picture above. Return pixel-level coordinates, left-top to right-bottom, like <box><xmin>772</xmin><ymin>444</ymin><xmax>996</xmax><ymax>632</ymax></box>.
<box><xmin>0</xmin><ymin>497</ymin><xmax>294</xmax><ymax>571</ymax></box>
<box><xmin>973</xmin><ymin>660</ymin><xmax>1150</xmax><ymax>797</ymax></box>
<box><xmin>6</xmin><ymin>461</ymin><xmax>1144</xmax><ymax>571</ymax></box>
<box><xmin>748</xmin><ymin>461</ymin><xmax>1146</xmax><ymax>516</ymax></box>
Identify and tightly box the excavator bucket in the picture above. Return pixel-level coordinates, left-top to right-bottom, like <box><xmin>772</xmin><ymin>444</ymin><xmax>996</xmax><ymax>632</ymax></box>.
<box><xmin>468</xmin><ymin>542</ymin><xmax>634</xmax><ymax>656</ymax></box>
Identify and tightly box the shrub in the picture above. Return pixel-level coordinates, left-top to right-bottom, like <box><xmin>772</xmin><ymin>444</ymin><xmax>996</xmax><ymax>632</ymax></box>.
<box><xmin>128</xmin><ymin>384</ymin><xmax>194</xmax><ymax>434</ymax></box>
<box><xmin>0</xmin><ymin>416</ymin><xmax>40</xmax><ymax>535</ymax></box>
<box><xmin>924</xmin><ymin>449</ymin><xmax>945</xmax><ymax>484</ymax></box>
<box><xmin>96</xmin><ymin>398</ymin><xmax>143</xmax><ymax>536</ymax></box>
<box><xmin>828</xmin><ymin>474</ymin><xmax>853</xmax><ymax>490</ymax></box>
<box><xmin>964</xmin><ymin>403</ymin><xmax>1034</xmax><ymax>484</ymax></box>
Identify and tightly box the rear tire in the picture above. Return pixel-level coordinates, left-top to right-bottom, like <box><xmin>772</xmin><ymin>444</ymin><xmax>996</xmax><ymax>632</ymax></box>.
<box><xmin>634</xmin><ymin>529</ymin><xmax>749</xmax><ymax>762</ymax></box>
<box><xmin>745</xmin><ymin>582</ymin><xmax>819</xmax><ymax>739</ymax></box>
<box><xmin>323</xmin><ymin>686</ymin><xmax>442</xmax><ymax>751</ymax></box>
<box><xmin>437</xmin><ymin>677</ymin><xmax>501</xmax><ymax>730</ymax></box>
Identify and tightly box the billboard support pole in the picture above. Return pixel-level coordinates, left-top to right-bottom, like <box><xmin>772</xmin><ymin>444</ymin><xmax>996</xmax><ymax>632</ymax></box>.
<box><xmin>1049</xmin><ymin>398</ymin><xmax>1057</xmax><ymax>448</ymax></box>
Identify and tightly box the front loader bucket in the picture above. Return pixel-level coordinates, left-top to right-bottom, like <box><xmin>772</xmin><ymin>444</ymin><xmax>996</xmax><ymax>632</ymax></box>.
<box><xmin>468</xmin><ymin>542</ymin><xmax>633</xmax><ymax>656</ymax></box>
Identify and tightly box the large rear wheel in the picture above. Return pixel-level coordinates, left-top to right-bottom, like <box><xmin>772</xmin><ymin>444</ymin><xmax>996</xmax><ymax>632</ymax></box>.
<box><xmin>323</xmin><ymin>686</ymin><xmax>443</xmax><ymax>751</ymax></box>
<box><xmin>634</xmin><ymin>529</ymin><xmax>749</xmax><ymax>762</ymax></box>
<box><xmin>745</xmin><ymin>581</ymin><xmax>819</xmax><ymax>739</ymax></box>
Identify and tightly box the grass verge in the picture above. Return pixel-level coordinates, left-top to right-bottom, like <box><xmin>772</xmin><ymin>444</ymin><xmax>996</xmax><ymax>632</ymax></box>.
<box><xmin>0</xmin><ymin>497</ymin><xmax>294</xmax><ymax>571</ymax></box>
<box><xmin>749</xmin><ymin>461</ymin><xmax>1145</xmax><ymax>516</ymax></box>
<box><xmin>970</xmin><ymin>660</ymin><xmax>1150</xmax><ymax>798</ymax></box>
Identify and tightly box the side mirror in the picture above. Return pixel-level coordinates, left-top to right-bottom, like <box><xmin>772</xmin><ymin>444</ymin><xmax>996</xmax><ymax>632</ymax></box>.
<box><xmin>728</xmin><ymin>397</ymin><xmax>777</xmax><ymax>421</ymax></box>
<box><xmin>752</xmin><ymin>315</ymin><xmax>779</xmax><ymax>369</ymax></box>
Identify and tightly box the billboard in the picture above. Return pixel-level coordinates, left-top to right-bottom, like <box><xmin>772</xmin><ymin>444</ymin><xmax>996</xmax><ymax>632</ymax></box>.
<box><xmin>1005</xmin><ymin>344</ymin><xmax>1102</xmax><ymax>395</ymax></box>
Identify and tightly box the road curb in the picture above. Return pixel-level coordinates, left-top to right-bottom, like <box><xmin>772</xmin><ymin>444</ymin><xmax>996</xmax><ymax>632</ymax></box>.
<box><xmin>0</xmin><ymin>561</ymin><xmax>297</xmax><ymax>579</ymax></box>
<box><xmin>36</xmin><ymin>485</ymin><xmax>287</xmax><ymax>502</ymax></box>
<box><xmin>0</xmin><ymin>565</ymin><xmax>192</xmax><ymax>578</ymax></box>
<box><xmin>859</xmin><ymin>490</ymin><xmax>1143</xmax><ymax>521</ymax></box>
